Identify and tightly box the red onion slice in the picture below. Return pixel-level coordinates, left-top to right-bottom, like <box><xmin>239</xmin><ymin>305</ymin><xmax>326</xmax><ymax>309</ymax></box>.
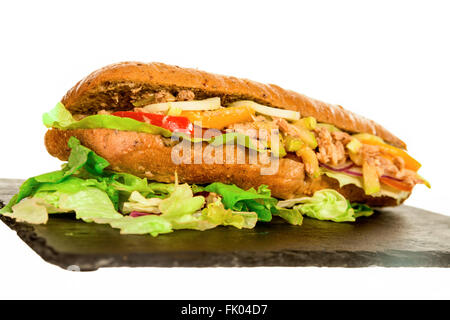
<box><xmin>380</xmin><ymin>175</ymin><xmax>403</xmax><ymax>182</ymax></box>
<box><xmin>130</xmin><ymin>211</ymin><xmax>161</xmax><ymax>218</ymax></box>
<box><xmin>322</xmin><ymin>163</ymin><xmax>411</xmax><ymax>185</ymax></box>
<box><xmin>342</xmin><ymin>168</ymin><xmax>363</xmax><ymax>177</ymax></box>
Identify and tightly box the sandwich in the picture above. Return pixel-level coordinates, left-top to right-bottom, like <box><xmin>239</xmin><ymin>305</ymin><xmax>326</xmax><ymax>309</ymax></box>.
<box><xmin>0</xmin><ymin>62</ymin><xmax>429</xmax><ymax>236</ymax></box>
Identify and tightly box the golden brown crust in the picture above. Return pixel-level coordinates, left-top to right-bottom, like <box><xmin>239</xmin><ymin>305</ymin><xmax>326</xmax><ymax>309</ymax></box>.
<box><xmin>61</xmin><ymin>61</ymin><xmax>406</xmax><ymax>149</ymax></box>
<box><xmin>45</xmin><ymin>128</ymin><xmax>403</xmax><ymax>207</ymax></box>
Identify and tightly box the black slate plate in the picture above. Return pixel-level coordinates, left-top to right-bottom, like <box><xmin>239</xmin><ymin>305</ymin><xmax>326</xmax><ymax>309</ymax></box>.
<box><xmin>1</xmin><ymin>179</ymin><xmax>449</xmax><ymax>271</ymax></box>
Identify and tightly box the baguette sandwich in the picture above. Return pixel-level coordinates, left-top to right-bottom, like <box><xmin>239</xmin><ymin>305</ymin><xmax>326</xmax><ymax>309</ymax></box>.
<box><xmin>0</xmin><ymin>62</ymin><xmax>429</xmax><ymax>235</ymax></box>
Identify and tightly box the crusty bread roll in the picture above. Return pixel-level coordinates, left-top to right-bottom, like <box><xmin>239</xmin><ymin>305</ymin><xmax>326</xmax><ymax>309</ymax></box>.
<box><xmin>62</xmin><ymin>62</ymin><xmax>405</xmax><ymax>149</ymax></box>
<box><xmin>45</xmin><ymin>61</ymin><xmax>409</xmax><ymax>205</ymax></box>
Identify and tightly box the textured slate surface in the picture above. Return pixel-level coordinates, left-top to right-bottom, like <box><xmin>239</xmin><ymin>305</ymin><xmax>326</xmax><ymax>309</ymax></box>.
<box><xmin>1</xmin><ymin>179</ymin><xmax>449</xmax><ymax>271</ymax></box>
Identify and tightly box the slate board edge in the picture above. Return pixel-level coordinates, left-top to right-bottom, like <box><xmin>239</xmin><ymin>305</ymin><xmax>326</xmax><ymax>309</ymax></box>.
<box><xmin>2</xmin><ymin>212</ymin><xmax>449</xmax><ymax>271</ymax></box>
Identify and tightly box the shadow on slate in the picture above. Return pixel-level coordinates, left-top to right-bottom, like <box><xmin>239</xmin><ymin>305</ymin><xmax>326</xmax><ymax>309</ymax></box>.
<box><xmin>0</xmin><ymin>179</ymin><xmax>449</xmax><ymax>271</ymax></box>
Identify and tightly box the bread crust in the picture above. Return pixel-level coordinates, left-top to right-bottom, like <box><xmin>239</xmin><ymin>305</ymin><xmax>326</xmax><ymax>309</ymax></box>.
<box><xmin>61</xmin><ymin>62</ymin><xmax>406</xmax><ymax>149</ymax></box>
<box><xmin>45</xmin><ymin>128</ymin><xmax>403</xmax><ymax>207</ymax></box>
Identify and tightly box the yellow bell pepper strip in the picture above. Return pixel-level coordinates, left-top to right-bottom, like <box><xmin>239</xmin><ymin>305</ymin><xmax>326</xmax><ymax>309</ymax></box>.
<box><xmin>285</xmin><ymin>136</ymin><xmax>304</xmax><ymax>152</ymax></box>
<box><xmin>291</xmin><ymin>121</ymin><xmax>318</xmax><ymax>149</ymax></box>
<box><xmin>353</xmin><ymin>133</ymin><xmax>421</xmax><ymax>172</ymax></box>
<box><xmin>362</xmin><ymin>162</ymin><xmax>381</xmax><ymax>195</ymax></box>
<box><xmin>295</xmin><ymin>117</ymin><xmax>317</xmax><ymax>130</ymax></box>
<box><xmin>272</xmin><ymin>143</ymin><xmax>287</xmax><ymax>158</ymax></box>
<box><xmin>296</xmin><ymin>146</ymin><xmax>320</xmax><ymax>178</ymax></box>
<box><xmin>180</xmin><ymin>106</ymin><xmax>255</xmax><ymax>130</ymax></box>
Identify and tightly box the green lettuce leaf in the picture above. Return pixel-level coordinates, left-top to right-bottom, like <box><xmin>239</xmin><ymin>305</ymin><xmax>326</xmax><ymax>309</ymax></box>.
<box><xmin>322</xmin><ymin>170</ymin><xmax>363</xmax><ymax>189</ymax></box>
<box><xmin>297</xmin><ymin>190</ymin><xmax>354</xmax><ymax>222</ymax></box>
<box><xmin>201</xmin><ymin>202</ymin><xmax>258</xmax><ymax>229</ymax></box>
<box><xmin>0</xmin><ymin>171</ymin><xmax>64</xmax><ymax>214</ymax></box>
<box><xmin>204</xmin><ymin>183</ymin><xmax>277</xmax><ymax>222</ymax></box>
<box><xmin>2</xmin><ymin>198</ymin><xmax>49</xmax><ymax>224</ymax></box>
<box><xmin>159</xmin><ymin>183</ymin><xmax>205</xmax><ymax>218</ymax></box>
<box><xmin>107</xmin><ymin>216</ymin><xmax>173</xmax><ymax>237</ymax></box>
<box><xmin>168</xmin><ymin>212</ymin><xmax>217</xmax><ymax>231</ymax></box>
<box><xmin>274</xmin><ymin>207</ymin><xmax>303</xmax><ymax>225</ymax></box>
<box><xmin>226</xmin><ymin>211</ymin><xmax>258</xmax><ymax>229</ymax></box>
<box><xmin>65</xmin><ymin>136</ymin><xmax>110</xmax><ymax>176</ymax></box>
<box><xmin>277</xmin><ymin>189</ymin><xmax>372</xmax><ymax>223</ymax></box>
<box><xmin>168</xmin><ymin>201</ymin><xmax>258</xmax><ymax>231</ymax></box>
<box><xmin>146</xmin><ymin>182</ymin><xmax>176</xmax><ymax>195</ymax></box>
<box><xmin>0</xmin><ymin>136</ymin><xmax>118</xmax><ymax>214</ymax></box>
<box><xmin>121</xmin><ymin>191</ymin><xmax>162</xmax><ymax>214</ymax></box>
<box><xmin>351</xmin><ymin>203</ymin><xmax>374</xmax><ymax>218</ymax></box>
<box><xmin>56</xmin><ymin>187</ymin><xmax>123</xmax><ymax>222</ymax></box>
<box><xmin>43</xmin><ymin>102</ymin><xmax>172</xmax><ymax>137</ymax></box>
<box><xmin>42</xmin><ymin>102</ymin><xmax>75</xmax><ymax>128</ymax></box>
<box><xmin>0</xmin><ymin>136</ymin><xmax>122</xmax><ymax>220</ymax></box>
<box><xmin>208</xmin><ymin>132</ymin><xmax>267</xmax><ymax>151</ymax></box>
<box><xmin>4</xmin><ymin>183</ymin><xmax>123</xmax><ymax>224</ymax></box>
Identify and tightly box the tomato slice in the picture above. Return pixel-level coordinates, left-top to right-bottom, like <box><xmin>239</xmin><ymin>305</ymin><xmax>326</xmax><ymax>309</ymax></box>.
<box><xmin>380</xmin><ymin>176</ymin><xmax>413</xmax><ymax>192</ymax></box>
<box><xmin>112</xmin><ymin>111</ymin><xmax>193</xmax><ymax>134</ymax></box>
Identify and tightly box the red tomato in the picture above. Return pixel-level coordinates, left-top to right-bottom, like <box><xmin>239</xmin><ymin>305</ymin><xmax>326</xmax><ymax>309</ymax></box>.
<box><xmin>112</xmin><ymin>111</ymin><xmax>193</xmax><ymax>134</ymax></box>
<box><xmin>380</xmin><ymin>177</ymin><xmax>413</xmax><ymax>192</ymax></box>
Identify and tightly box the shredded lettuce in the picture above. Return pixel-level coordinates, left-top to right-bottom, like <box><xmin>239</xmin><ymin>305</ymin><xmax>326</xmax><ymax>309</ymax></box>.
<box><xmin>351</xmin><ymin>203</ymin><xmax>375</xmax><ymax>218</ymax></box>
<box><xmin>166</xmin><ymin>200</ymin><xmax>257</xmax><ymax>231</ymax></box>
<box><xmin>296</xmin><ymin>190</ymin><xmax>355</xmax><ymax>222</ymax></box>
<box><xmin>2</xmin><ymin>198</ymin><xmax>49</xmax><ymax>224</ymax></box>
<box><xmin>274</xmin><ymin>207</ymin><xmax>303</xmax><ymax>225</ymax></box>
<box><xmin>277</xmin><ymin>189</ymin><xmax>373</xmax><ymax>222</ymax></box>
<box><xmin>200</xmin><ymin>202</ymin><xmax>258</xmax><ymax>230</ymax></box>
<box><xmin>111</xmin><ymin>188</ymin><xmax>258</xmax><ymax>233</ymax></box>
<box><xmin>107</xmin><ymin>216</ymin><xmax>173</xmax><ymax>237</ymax></box>
<box><xmin>121</xmin><ymin>191</ymin><xmax>162</xmax><ymax>214</ymax></box>
<box><xmin>159</xmin><ymin>183</ymin><xmax>205</xmax><ymax>218</ymax></box>
<box><xmin>203</xmin><ymin>183</ymin><xmax>277</xmax><ymax>222</ymax></box>
<box><xmin>56</xmin><ymin>187</ymin><xmax>123</xmax><ymax>222</ymax></box>
<box><xmin>6</xmin><ymin>179</ymin><xmax>123</xmax><ymax>223</ymax></box>
<box><xmin>0</xmin><ymin>137</ymin><xmax>262</xmax><ymax>234</ymax></box>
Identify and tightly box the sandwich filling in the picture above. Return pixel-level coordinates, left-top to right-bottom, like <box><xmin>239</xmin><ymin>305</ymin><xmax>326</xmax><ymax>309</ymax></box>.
<box><xmin>0</xmin><ymin>89</ymin><xmax>429</xmax><ymax>236</ymax></box>
<box><xmin>57</xmin><ymin>88</ymin><xmax>428</xmax><ymax>198</ymax></box>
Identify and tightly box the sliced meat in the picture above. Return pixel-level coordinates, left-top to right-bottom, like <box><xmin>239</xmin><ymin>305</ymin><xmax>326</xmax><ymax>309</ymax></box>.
<box><xmin>273</xmin><ymin>118</ymin><xmax>301</xmax><ymax>138</ymax></box>
<box><xmin>226</xmin><ymin>116</ymin><xmax>279</xmax><ymax>142</ymax></box>
<box><xmin>331</xmin><ymin>131</ymin><xmax>352</xmax><ymax>145</ymax></box>
<box><xmin>314</xmin><ymin>127</ymin><xmax>349</xmax><ymax>166</ymax></box>
<box><xmin>360</xmin><ymin>144</ymin><xmax>420</xmax><ymax>187</ymax></box>
<box><xmin>154</xmin><ymin>90</ymin><xmax>176</xmax><ymax>103</ymax></box>
<box><xmin>97</xmin><ymin>109</ymin><xmax>112</xmax><ymax>115</ymax></box>
<box><xmin>397</xmin><ymin>169</ymin><xmax>423</xmax><ymax>187</ymax></box>
<box><xmin>176</xmin><ymin>90</ymin><xmax>195</xmax><ymax>101</ymax></box>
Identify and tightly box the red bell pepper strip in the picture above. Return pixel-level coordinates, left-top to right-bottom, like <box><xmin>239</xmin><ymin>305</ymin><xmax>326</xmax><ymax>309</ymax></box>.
<box><xmin>112</xmin><ymin>111</ymin><xmax>194</xmax><ymax>134</ymax></box>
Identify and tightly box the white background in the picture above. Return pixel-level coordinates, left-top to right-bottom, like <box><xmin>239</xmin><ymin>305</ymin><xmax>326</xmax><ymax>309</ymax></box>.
<box><xmin>0</xmin><ymin>0</ymin><xmax>449</xmax><ymax>299</ymax></box>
